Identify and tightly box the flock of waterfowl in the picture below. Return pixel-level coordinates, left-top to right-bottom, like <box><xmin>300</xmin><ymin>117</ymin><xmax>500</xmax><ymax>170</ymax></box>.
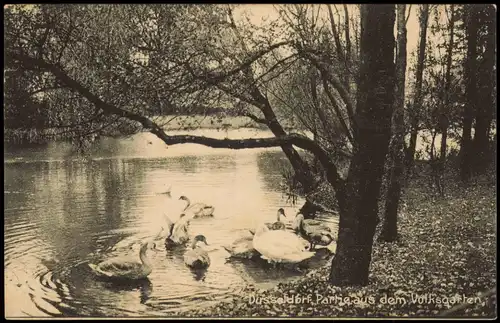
<box><xmin>88</xmin><ymin>187</ymin><xmax>337</xmax><ymax>282</ymax></box>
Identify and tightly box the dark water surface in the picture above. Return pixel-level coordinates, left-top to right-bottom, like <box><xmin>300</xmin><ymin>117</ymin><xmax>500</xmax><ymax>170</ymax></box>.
<box><xmin>4</xmin><ymin>129</ymin><xmax>339</xmax><ymax>317</ymax></box>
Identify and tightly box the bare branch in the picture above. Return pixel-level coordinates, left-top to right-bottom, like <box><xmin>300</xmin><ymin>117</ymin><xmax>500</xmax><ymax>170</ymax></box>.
<box><xmin>178</xmin><ymin>41</ymin><xmax>292</xmax><ymax>85</ymax></box>
<box><xmin>249</xmin><ymin>54</ymin><xmax>299</xmax><ymax>86</ymax></box>
<box><xmin>320</xmin><ymin>73</ymin><xmax>355</xmax><ymax>145</ymax></box>
<box><xmin>327</xmin><ymin>4</ymin><xmax>346</xmax><ymax>63</ymax></box>
<box><xmin>343</xmin><ymin>4</ymin><xmax>351</xmax><ymax>62</ymax></box>
<box><xmin>227</xmin><ymin>5</ymin><xmax>250</xmax><ymax>53</ymax></box>
<box><xmin>297</xmin><ymin>48</ymin><xmax>356</xmax><ymax>131</ymax></box>
<box><xmin>243</xmin><ymin>112</ymin><xmax>268</xmax><ymax>125</ymax></box>
<box><xmin>406</xmin><ymin>4</ymin><xmax>413</xmax><ymax>25</ymax></box>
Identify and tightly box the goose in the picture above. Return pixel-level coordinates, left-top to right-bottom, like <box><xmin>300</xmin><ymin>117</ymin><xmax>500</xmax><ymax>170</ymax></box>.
<box><xmin>88</xmin><ymin>241</ymin><xmax>157</xmax><ymax>280</ymax></box>
<box><xmin>184</xmin><ymin>235</ymin><xmax>211</xmax><ymax>269</ymax></box>
<box><xmin>179</xmin><ymin>195</ymin><xmax>214</xmax><ymax>218</ymax></box>
<box><xmin>222</xmin><ymin>232</ymin><xmax>260</xmax><ymax>260</ymax></box>
<box><xmin>293</xmin><ymin>213</ymin><xmax>336</xmax><ymax>250</ymax></box>
<box><xmin>252</xmin><ymin>224</ymin><xmax>315</xmax><ymax>265</ymax></box>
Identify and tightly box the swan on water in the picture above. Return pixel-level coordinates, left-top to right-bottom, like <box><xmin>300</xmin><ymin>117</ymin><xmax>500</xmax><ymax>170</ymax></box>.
<box><xmin>164</xmin><ymin>213</ymin><xmax>191</xmax><ymax>249</ymax></box>
<box><xmin>88</xmin><ymin>241</ymin><xmax>157</xmax><ymax>280</ymax></box>
<box><xmin>263</xmin><ymin>208</ymin><xmax>287</xmax><ymax>231</ymax></box>
<box><xmin>252</xmin><ymin>224</ymin><xmax>315</xmax><ymax>265</ymax></box>
<box><xmin>222</xmin><ymin>231</ymin><xmax>260</xmax><ymax>260</ymax></box>
<box><xmin>179</xmin><ymin>195</ymin><xmax>214</xmax><ymax>218</ymax></box>
<box><xmin>184</xmin><ymin>235</ymin><xmax>211</xmax><ymax>269</ymax></box>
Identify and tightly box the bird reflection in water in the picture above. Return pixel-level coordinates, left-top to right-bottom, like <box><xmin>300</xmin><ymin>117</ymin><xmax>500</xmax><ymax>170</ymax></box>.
<box><xmin>102</xmin><ymin>278</ymin><xmax>153</xmax><ymax>304</ymax></box>
<box><xmin>190</xmin><ymin>268</ymin><xmax>208</xmax><ymax>282</ymax></box>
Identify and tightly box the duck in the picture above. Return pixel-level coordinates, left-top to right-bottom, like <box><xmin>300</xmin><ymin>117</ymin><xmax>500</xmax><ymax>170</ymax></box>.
<box><xmin>88</xmin><ymin>241</ymin><xmax>157</xmax><ymax>280</ymax></box>
<box><xmin>164</xmin><ymin>213</ymin><xmax>191</xmax><ymax>249</ymax></box>
<box><xmin>179</xmin><ymin>195</ymin><xmax>214</xmax><ymax>218</ymax></box>
<box><xmin>293</xmin><ymin>213</ymin><xmax>336</xmax><ymax>250</ymax></box>
<box><xmin>222</xmin><ymin>232</ymin><xmax>260</xmax><ymax>260</ymax></box>
<box><xmin>264</xmin><ymin>208</ymin><xmax>287</xmax><ymax>231</ymax></box>
<box><xmin>183</xmin><ymin>235</ymin><xmax>211</xmax><ymax>269</ymax></box>
<box><xmin>252</xmin><ymin>224</ymin><xmax>315</xmax><ymax>265</ymax></box>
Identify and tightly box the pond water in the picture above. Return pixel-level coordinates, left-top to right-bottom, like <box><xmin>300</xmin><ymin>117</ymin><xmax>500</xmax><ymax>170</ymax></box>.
<box><xmin>4</xmin><ymin>128</ymin><xmax>339</xmax><ymax>318</ymax></box>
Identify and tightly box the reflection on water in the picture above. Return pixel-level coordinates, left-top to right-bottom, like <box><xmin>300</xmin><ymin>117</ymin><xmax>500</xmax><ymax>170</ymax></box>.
<box><xmin>4</xmin><ymin>129</ymin><xmax>339</xmax><ymax>317</ymax></box>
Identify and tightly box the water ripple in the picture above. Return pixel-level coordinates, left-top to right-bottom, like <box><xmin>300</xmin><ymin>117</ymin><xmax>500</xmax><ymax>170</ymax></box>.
<box><xmin>5</xmin><ymin>133</ymin><xmax>340</xmax><ymax>317</ymax></box>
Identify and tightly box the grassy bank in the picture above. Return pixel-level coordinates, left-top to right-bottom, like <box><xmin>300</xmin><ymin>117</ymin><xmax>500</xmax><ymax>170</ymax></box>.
<box><xmin>175</xmin><ymin>172</ymin><xmax>496</xmax><ymax>318</ymax></box>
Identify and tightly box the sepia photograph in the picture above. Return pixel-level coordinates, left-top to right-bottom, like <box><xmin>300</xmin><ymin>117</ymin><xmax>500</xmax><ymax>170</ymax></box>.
<box><xmin>4</xmin><ymin>3</ymin><xmax>497</xmax><ymax>319</ymax></box>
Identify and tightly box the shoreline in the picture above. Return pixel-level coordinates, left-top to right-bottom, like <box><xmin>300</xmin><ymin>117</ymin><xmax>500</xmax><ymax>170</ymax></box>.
<box><xmin>3</xmin><ymin>115</ymin><xmax>301</xmax><ymax>145</ymax></box>
<box><xmin>172</xmin><ymin>173</ymin><xmax>496</xmax><ymax>318</ymax></box>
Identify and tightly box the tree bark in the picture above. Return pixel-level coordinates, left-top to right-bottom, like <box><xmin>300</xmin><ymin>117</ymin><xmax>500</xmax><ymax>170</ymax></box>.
<box><xmin>381</xmin><ymin>4</ymin><xmax>407</xmax><ymax>242</ymax></box>
<box><xmin>329</xmin><ymin>4</ymin><xmax>396</xmax><ymax>286</ymax></box>
<box><xmin>405</xmin><ymin>4</ymin><xmax>429</xmax><ymax>177</ymax></box>
<box><xmin>460</xmin><ymin>5</ymin><xmax>479</xmax><ymax>182</ymax></box>
<box><xmin>472</xmin><ymin>5</ymin><xmax>495</xmax><ymax>174</ymax></box>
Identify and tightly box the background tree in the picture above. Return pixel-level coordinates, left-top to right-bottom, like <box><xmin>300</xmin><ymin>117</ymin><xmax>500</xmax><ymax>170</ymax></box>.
<box><xmin>405</xmin><ymin>4</ymin><xmax>429</xmax><ymax>176</ymax></box>
<box><xmin>380</xmin><ymin>4</ymin><xmax>408</xmax><ymax>242</ymax></box>
<box><xmin>472</xmin><ymin>5</ymin><xmax>496</xmax><ymax>174</ymax></box>
<box><xmin>460</xmin><ymin>4</ymin><xmax>479</xmax><ymax>182</ymax></box>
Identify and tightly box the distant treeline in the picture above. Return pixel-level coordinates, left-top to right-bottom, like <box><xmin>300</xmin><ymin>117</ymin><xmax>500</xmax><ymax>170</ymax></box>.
<box><xmin>153</xmin><ymin>104</ymin><xmax>241</xmax><ymax>117</ymax></box>
<box><xmin>4</xmin><ymin>101</ymin><xmax>240</xmax><ymax>131</ymax></box>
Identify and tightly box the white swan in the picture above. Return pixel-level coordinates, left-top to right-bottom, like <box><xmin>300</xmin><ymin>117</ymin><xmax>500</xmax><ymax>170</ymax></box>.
<box><xmin>222</xmin><ymin>231</ymin><xmax>260</xmax><ymax>259</ymax></box>
<box><xmin>293</xmin><ymin>213</ymin><xmax>336</xmax><ymax>250</ymax></box>
<box><xmin>164</xmin><ymin>213</ymin><xmax>191</xmax><ymax>249</ymax></box>
<box><xmin>179</xmin><ymin>195</ymin><xmax>214</xmax><ymax>218</ymax></box>
<box><xmin>184</xmin><ymin>235</ymin><xmax>211</xmax><ymax>269</ymax></box>
<box><xmin>252</xmin><ymin>224</ymin><xmax>315</xmax><ymax>264</ymax></box>
<box><xmin>88</xmin><ymin>241</ymin><xmax>156</xmax><ymax>280</ymax></box>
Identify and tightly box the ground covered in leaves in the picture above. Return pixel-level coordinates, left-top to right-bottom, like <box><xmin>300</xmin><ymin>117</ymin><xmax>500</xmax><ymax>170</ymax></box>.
<box><xmin>175</xmin><ymin>172</ymin><xmax>496</xmax><ymax>318</ymax></box>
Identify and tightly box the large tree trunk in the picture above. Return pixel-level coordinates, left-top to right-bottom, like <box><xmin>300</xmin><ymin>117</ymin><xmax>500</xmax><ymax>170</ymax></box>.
<box><xmin>472</xmin><ymin>5</ymin><xmax>495</xmax><ymax>174</ymax></box>
<box><xmin>460</xmin><ymin>5</ymin><xmax>479</xmax><ymax>182</ymax></box>
<box><xmin>381</xmin><ymin>4</ymin><xmax>407</xmax><ymax>242</ymax></box>
<box><xmin>329</xmin><ymin>4</ymin><xmax>395</xmax><ymax>286</ymax></box>
<box><xmin>405</xmin><ymin>4</ymin><xmax>429</xmax><ymax>177</ymax></box>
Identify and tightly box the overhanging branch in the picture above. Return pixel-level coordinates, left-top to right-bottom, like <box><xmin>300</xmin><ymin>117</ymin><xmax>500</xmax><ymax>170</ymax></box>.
<box><xmin>8</xmin><ymin>50</ymin><xmax>346</xmax><ymax>195</ymax></box>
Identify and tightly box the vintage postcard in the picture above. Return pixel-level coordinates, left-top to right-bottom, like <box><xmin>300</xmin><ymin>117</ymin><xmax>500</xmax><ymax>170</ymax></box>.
<box><xmin>4</xmin><ymin>3</ymin><xmax>496</xmax><ymax>319</ymax></box>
